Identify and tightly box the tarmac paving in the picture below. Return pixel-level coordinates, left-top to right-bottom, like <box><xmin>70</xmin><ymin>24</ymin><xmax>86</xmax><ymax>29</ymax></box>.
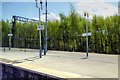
<box><xmin>0</xmin><ymin>48</ymin><xmax>118</xmax><ymax>78</ymax></box>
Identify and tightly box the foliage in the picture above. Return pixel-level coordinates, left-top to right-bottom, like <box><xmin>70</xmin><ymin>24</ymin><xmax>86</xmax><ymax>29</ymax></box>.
<box><xmin>1</xmin><ymin>7</ymin><xmax>120</xmax><ymax>54</ymax></box>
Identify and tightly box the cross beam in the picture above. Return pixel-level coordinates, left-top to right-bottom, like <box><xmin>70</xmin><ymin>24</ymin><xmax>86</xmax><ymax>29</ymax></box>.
<box><xmin>11</xmin><ymin>15</ymin><xmax>38</xmax><ymax>47</ymax></box>
<box><xmin>12</xmin><ymin>15</ymin><xmax>38</xmax><ymax>22</ymax></box>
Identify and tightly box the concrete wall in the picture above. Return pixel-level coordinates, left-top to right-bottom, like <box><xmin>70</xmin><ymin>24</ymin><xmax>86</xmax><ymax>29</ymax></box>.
<box><xmin>1</xmin><ymin>63</ymin><xmax>64</xmax><ymax>80</ymax></box>
<box><xmin>0</xmin><ymin>63</ymin><xmax>2</xmax><ymax>80</ymax></box>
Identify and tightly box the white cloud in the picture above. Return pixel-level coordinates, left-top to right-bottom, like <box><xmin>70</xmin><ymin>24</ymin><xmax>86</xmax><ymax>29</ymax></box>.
<box><xmin>42</xmin><ymin>13</ymin><xmax>60</xmax><ymax>22</ymax></box>
<box><xmin>75</xmin><ymin>1</ymin><xmax>118</xmax><ymax>18</ymax></box>
<box><xmin>32</xmin><ymin>13</ymin><xmax>60</xmax><ymax>22</ymax></box>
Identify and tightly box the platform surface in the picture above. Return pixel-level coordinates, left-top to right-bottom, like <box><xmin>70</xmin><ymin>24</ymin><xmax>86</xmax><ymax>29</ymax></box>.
<box><xmin>0</xmin><ymin>48</ymin><xmax>118</xmax><ymax>78</ymax></box>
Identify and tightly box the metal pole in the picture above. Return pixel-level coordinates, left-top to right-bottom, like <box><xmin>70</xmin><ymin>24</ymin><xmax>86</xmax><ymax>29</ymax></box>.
<box><xmin>9</xmin><ymin>23</ymin><xmax>12</xmax><ymax>50</ymax></box>
<box><xmin>39</xmin><ymin>8</ymin><xmax>42</xmax><ymax>58</ymax></box>
<box><xmin>3</xmin><ymin>36</ymin><xmax>5</xmax><ymax>52</ymax></box>
<box><xmin>9</xmin><ymin>35</ymin><xmax>11</xmax><ymax>50</ymax></box>
<box><xmin>44</xmin><ymin>0</ymin><xmax>47</xmax><ymax>55</ymax></box>
<box><xmin>11</xmin><ymin>16</ymin><xmax>16</xmax><ymax>48</ymax></box>
<box><xmin>9</xmin><ymin>28</ymin><xmax>11</xmax><ymax>50</ymax></box>
<box><xmin>86</xmin><ymin>13</ymin><xmax>88</xmax><ymax>59</ymax></box>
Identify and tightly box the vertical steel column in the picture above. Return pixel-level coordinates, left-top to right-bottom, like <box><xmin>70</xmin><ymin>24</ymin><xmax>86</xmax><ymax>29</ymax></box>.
<box><xmin>8</xmin><ymin>22</ymin><xmax>12</xmax><ymax>50</ymax></box>
<box><xmin>85</xmin><ymin>13</ymin><xmax>89</xmax><ymax>59</ymax></box>
<box><xmin>86</xmin><ymin>14</ymin><xmax>88</xmax><ymax>58</ymax></box>
<box><xmin>11</xmin><ymin>16</ymin><xmax>16</xmax><ymax>48</ymax></box>
<box><xmin>39</xmin><ymin>8</ymin><xmax>42</xmax><ymax>58</ymax></box>
<box><xmin>8</xmin><ymin>34</ymin><xmax>11</xmax><ymax>50</ymax></box>
<box><xmin>35</xmin><ymin>0</ymin><xmax>43</xmax><ymax>58</ymax></box>
<box><xmin>44</xmin><ymin>0</ymin><xmax>47</xmax><ymax>55</ymax></box>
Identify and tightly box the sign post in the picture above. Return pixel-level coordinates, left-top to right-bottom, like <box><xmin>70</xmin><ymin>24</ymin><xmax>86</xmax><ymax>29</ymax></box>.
<box><xmin>37</xmin><ymin>25</ymin><xmax>44</xmax><ymax>58</ymax></box>
<box><xmin>83</xmin><ymin>13</ymin><xmax>90</xmax><ymax>59</ymax></box>
<box><xmin>35</xmin><ymin>0</ymin><xmax>43</xmax><ymax>58</ymax></box>
<box><xmin>8</xmin><ymin>34</ymin><xmax>13</xmax><ymax>50</ymax></box>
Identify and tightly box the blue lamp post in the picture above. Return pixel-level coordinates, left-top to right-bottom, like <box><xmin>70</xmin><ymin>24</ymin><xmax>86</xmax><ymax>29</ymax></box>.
<box><xmin>84</xmin><ymin>12</ymin><xmax>89</xmax><ymax>59</ymax></box>
<box><xmin>35</xmin><ymin>0</ymin><xmax>43</xmax><ymax>58</ymax></box>
<box><xmin>44</xmin><ymin>0</ymin><xmax>48</xmax><ymax>55</ymax></box>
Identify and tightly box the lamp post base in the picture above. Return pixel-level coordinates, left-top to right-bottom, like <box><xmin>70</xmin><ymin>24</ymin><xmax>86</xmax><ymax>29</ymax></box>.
<box><xmin>44</xmin><ymin>46</ymin><xmax>46</xmax><ymax>55</ymax></box>
<box><xmin>39</xmin><ymin>46</ymin><xmax>42</xmax><ymax>58</ymax></box>
<box><xmin>44</xmin><ymin>37</ymin><xmax>47</xmax><ymax>55</ymax></box>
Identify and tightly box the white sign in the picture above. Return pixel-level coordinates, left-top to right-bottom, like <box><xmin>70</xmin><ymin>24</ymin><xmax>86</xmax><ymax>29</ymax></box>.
<box><xmin>82</xmin><ymin>32</ymin><xmax>91</xmax><ymax>37</ymax></box>
<box><xmin>37</xmin><ymin>25</ymin><xmax>44</xmax><ymax>30</ymax></box>
<box><xmin>8</xmin><ymin>34</ymin><xmax>13</xmax><ymax>36</ymax></box>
